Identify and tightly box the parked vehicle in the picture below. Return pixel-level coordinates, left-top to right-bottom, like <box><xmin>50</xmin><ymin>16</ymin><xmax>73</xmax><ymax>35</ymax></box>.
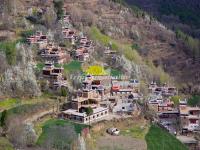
<box><xmin>107</xmin><ymin>128</ymin><xmax>120</xmax><ymax>136</ymax></box>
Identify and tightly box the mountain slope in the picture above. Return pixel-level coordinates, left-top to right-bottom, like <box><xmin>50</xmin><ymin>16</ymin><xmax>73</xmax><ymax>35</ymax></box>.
<box><xmin>0</xmin><ymin>0</ymin><xmax>199</xmax><ymax>97</ymax></box>
<box><xmin>125</xmin><ymin>0</ymin><xmax>200</xmax><ymax>38</ymax></box>
<box><xmin>66</xmin><ymin>0</ymin><xmax>200</xmax><ymax>93</ymax></box>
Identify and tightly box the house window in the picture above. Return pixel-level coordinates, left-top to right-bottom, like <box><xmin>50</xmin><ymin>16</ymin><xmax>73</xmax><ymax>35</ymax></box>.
<box><xmin>105</xmin><ymin>111</ymin><xmax>107</xmax><ymax>114</ymax></box>
<box><xmin>93</xmin><ymin>116</ymin><xmax>95</xmax><ymax>118</ymax></box>
<box><xmin>101</xmin><ymin>113</ymin><xmax>103</xmax><ymax>116</ymax></box>
<box><xmin>190</xmin><ymin>119</ymin><xmax>197</xmax><ymax>124</ymax></box>
<box><xmin>122</xmin><ymin>107</ymin><xmax>125</xmax><ymax>109</ymax></box>
<box><xmin>97</xmin><ymin>114</ymin><xmax>99</xmax><ymax>117</ymax></box>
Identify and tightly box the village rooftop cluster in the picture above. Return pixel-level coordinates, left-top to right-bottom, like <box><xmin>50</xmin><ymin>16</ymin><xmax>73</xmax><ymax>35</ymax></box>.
<box><xmin>148</xmin><ymin>82</ymin><xmax>200</xmax><ymax>147</ymax></box>
<box><xmin>27</xmin><ymin>12</ymin><xmax>94</xmax><ymax>89</ymax></box>
<box><xmin>60</xmin><ymin>75</ymin><xmax>141</xmax><ymax>123</ymax></box>
<box><xmin>26</xmin><ymin>10</ymin><xmax>142</xmax><ymax>124</ymax></box>
<box><xmin>25</xmin><ymin>6</ymin><xmax>200</xmax><ymax>148</ymax></box>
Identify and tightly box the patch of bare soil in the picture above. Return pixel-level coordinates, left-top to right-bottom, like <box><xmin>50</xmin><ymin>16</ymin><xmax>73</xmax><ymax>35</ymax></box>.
<box><xmin>97</xmin><ymin>134</ymin><xmax>147</xmax><ymax>150</ymax></box>
<box><xmin>86</xmin><ymin>117</ymin><xmax>148</xmax><ymax>150</ymax></box>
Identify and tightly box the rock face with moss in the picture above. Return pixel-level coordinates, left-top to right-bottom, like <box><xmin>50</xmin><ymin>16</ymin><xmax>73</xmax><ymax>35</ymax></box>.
<box><xmin>0</xmin><ymin>43</ymin><xmax>41</xmax><ymax>97</ymax></box>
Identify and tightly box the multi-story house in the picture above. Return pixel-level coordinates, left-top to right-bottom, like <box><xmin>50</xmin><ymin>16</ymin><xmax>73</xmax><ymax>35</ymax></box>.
<box><xmin>179</xmin><ymin>100</ymin><xmax>200</xmax><ymax>131</ymax></box>
<box><xmin>27</xmin><ymin>31</ymin><xmax>48</xmax><ymax>44</ymax></box>
<box><xmin>40</xmin><ymin>43</ymin><xmax>71</xmax><ymax>64</ymax></box>
<box><xmin>42</xmin><ymin>62</ymin><xmax>67</xmax><ymax>88</ymax></box>
<box><xmin>148</xmin><ymin>82</ymin><xmax>177</xmax><ymax>97</ymax></box>
<box><xmin>60</xmin><ymin>75</ymin><xmax>109</xmax><ymax>123</ymax></box>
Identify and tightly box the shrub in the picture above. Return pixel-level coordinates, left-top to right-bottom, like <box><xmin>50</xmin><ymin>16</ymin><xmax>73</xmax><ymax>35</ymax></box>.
<box><xmin>36</xmin><ymin>63</ymin><xmax>45</xmax><ymax>72</ymax></box>
<box><xmin>20</xmin><ymin>30</ymin><xmax>34</xmax><ymax>39</ymax></box>
<box><xmin>171</xmin><ymin>95</ymin><xmax>181</xmax><ymax>106</ymax></box>
<box><xmin>187</xmin><ymin>95</ymin><xmax>200</xmax><ymax>107</ymax></box>
<box><xmin>0</xmin><ymin>41</ymin><xmax>17</xmax><ymax>65</ymax></box>
<box><xmin>0</xmin><ymin>137</ymin><xmax>14</xmax><ymax>150</ymax></box>
<box><xmin>0</xmin><ymin>110</ymin><xmax>7</xmax><ymax>127</ymax></box>
<box><xmin>131</xmin><ymin>5</ymin><xmax>145</xmax><ymax>18</ymax></box>
<box><xmin>53</xmin><ymin>0</ymin><xmax>64</xmax><ymax>20</ymax></box>
<box><xmin>132</xmin><ymin>43</ymin><xmax>140</xmax><ymax>50</ymax></box>
<box><xmin>26</xmin><ymin>11</ymin><xmax>44</xmax><ymax>25</ymax></box>
<box><xmin>85</xmin><ymin>107</ymin><xmax>93</xmax><ymax>116</ymax></box>
<box><xmin>60</xmin><ymin>87</ymin><xmax>67</xmax><ymax>97</ymax></box>
<box><xmin>19</xmin><ymin>30</ymin><xmax>34</xmax><ymax>43</ymax></box>
<box><xmin>175</xmin><ymin>29</ymin><xmax>200</xmax><ymax>60</ymax></box>
<box><xmin>111</xmin><ymin>0</ymin><xmax>125</xmax><ymax>5</ymax></box>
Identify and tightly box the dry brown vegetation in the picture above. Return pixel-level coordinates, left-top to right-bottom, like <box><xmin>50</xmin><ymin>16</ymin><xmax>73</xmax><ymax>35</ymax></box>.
<box><xmin>86</xmin><ymin>117</ymin><xmax>148</xmax><ymax>150</ymax></box>
<box><xmin>64</xmin><ymin>0</ymin><xmax>200</xmax><ymax>94</ymax></box>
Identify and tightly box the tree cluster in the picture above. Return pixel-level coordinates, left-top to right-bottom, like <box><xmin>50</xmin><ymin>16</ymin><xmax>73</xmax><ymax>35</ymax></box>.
<box><xmin>176</xmin><ymin>30</ymin><xmax>200</xmax><ymax>62</ymax></box>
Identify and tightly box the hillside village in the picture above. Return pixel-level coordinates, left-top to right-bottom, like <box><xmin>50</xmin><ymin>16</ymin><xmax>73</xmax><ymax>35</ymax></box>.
<box><xmin>26</xmin><ymin>2</ymin><xmax>200</xmax><ymax>149</ymax></box>
<box><xmin>0</xmin><ymin>0</ymin><xmax>200</xmax><ymax>150</ymax></box>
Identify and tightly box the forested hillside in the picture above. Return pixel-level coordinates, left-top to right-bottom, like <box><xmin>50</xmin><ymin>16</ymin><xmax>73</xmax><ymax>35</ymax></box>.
<box><xmin>125</xmin><ymin>0</ymin><xmax>200</xmax><ymax>38</ymax></box>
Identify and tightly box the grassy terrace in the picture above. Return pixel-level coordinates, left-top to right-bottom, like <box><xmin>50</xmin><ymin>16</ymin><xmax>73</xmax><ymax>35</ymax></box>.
<box><xmin>0</xmin><ymin>137</ymin><xmax>14</xmax><ymax>150</ymax></box>
<box><xmin>121</xmin><ymin>124</ymin><xmax>149</xmax><ymax>139</ymax></box>
<box><xmin>0</xmin><ymin>95</ymin><xmax>54</xmax><ymax>112</ymax></box>
<box><xmin>36</xmin><ymin>62</ymin><xmax>45</xmax><ymax>72</ymax></box>
<box><xmin>89</xmin><ymin>26</ymin><xmax>171</xmax><ymax>84</ymax></box>
<box><xmin>0</xmin><ymin>96</ymin><xmax>55</xmax><ymax>126</ymax></box>
<box><xmin>90</xmin><ymin>26</ymin><xmax>142</xmax><ymax>64</ymax></box>
<box><xmin>36</xmin><ymin>61</ymin><xmax>82</xmax><ymax>74</ymax></box>
<box><xmin>110</xmin><ymin>68</ymin><xmax>122</xmax><ymax>77</ymax></box>
<box><xmin>0</xmin><ymin>41</ymin><xmax>17</xmax><ymax>65</ymax></box>
<box><xmin>63</xmin><ymin>60</ymin><xmax>82</xmax><ymax>73</ymax></box>
<box><xmin>145</xmin><ymin>125</ymin><xmax>188</xmax><ymax>150</ymax></box>
<box><xmin>5</xmin><ymin>103</ymin><xmax>51</xmax><ymax>117</ymax></box>
<box><xmin>37</xmin><ymin>119</ymin><xmax>88</xmax><ymax>145</ymax></box>
<box><xmin>0</xmin><ymin>98</ymin><xmax>20</xmax><ymax>110</ymax></box>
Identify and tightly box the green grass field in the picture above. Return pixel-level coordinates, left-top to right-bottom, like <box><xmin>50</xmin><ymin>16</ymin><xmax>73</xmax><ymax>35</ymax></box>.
<box><xmin>145</xmin><ymin>125</ymin><xmax>188</xmax><ymax>150</ymax></box>
<box><xmin>110</xmin><ymin>68</ymin><xmax>122</xmax><ymax>77</ymax></box>
<box><xmin>36</xmin><ymin>62</ymin><xmax>45</xmax><ymax>72</ymax></box>
<box><xmin>121</xmin><ymin>125</ymin><xmax>148</xmax><ymax>139</ymax></box>
<box><xmin>37</xmin><ymin>119</ymin><xmax>88</xmax><ymax>145</ymax></box>
<box><xmin>0</xmin><ymin>98</ymin><xmax>20</xmax><ymax>110</ymax></box>
<box><xmin>0</xmin><ymin>95</ymin><xmax>54</xmax><ymax>112</ymax></box>
<box><xmin>0</xmin><ymin>137</ymin><xmax>14</xmax><ymax>150</ymax></box>
<box><xmin>0</xmin><ymin>41</ymin><xmax>17</xmax><ymax>65</ymax></box>
<box><xmin>63</xmin><ymin>60</ymin><xmax>82</xmax><ymax>73</ymax></box>
<box><xmin>89</xmin><ymin>26</ymin><xmax>142</xmax><ymax>64</ymax></box>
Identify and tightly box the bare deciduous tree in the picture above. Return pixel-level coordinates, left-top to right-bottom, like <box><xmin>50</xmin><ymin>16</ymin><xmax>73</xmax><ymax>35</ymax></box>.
<box><xmin>42</xmin><ymin>124</ymin><xmax>77</xmax><ymax>150</ymax></box>
<box><xmin>8</xmin><ymin>121</ymin><xmax>37</xmax><ymax>148</ymax></box>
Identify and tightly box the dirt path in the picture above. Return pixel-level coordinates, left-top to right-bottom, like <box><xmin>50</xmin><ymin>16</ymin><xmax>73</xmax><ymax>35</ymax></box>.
<box><xmin>97</xmin><ymin>134</ymin><xmax>147</xmax><ymax>150</ymax></box>
<box><xmin>23</xmin><ymin>108</ymin><xmax>54</xmax><ymax>124</ymax></box>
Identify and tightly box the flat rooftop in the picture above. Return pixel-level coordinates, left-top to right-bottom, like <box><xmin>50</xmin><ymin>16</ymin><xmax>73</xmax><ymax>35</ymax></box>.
<box><xmin>180</xmin><ymin>106</ymin><xmax>200</xmax><ymax>115</ymax></box>
<box><xmin>62</xmin><ymin>107</ymin><xmax>108</xmax><ymax>117</ymax></box>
